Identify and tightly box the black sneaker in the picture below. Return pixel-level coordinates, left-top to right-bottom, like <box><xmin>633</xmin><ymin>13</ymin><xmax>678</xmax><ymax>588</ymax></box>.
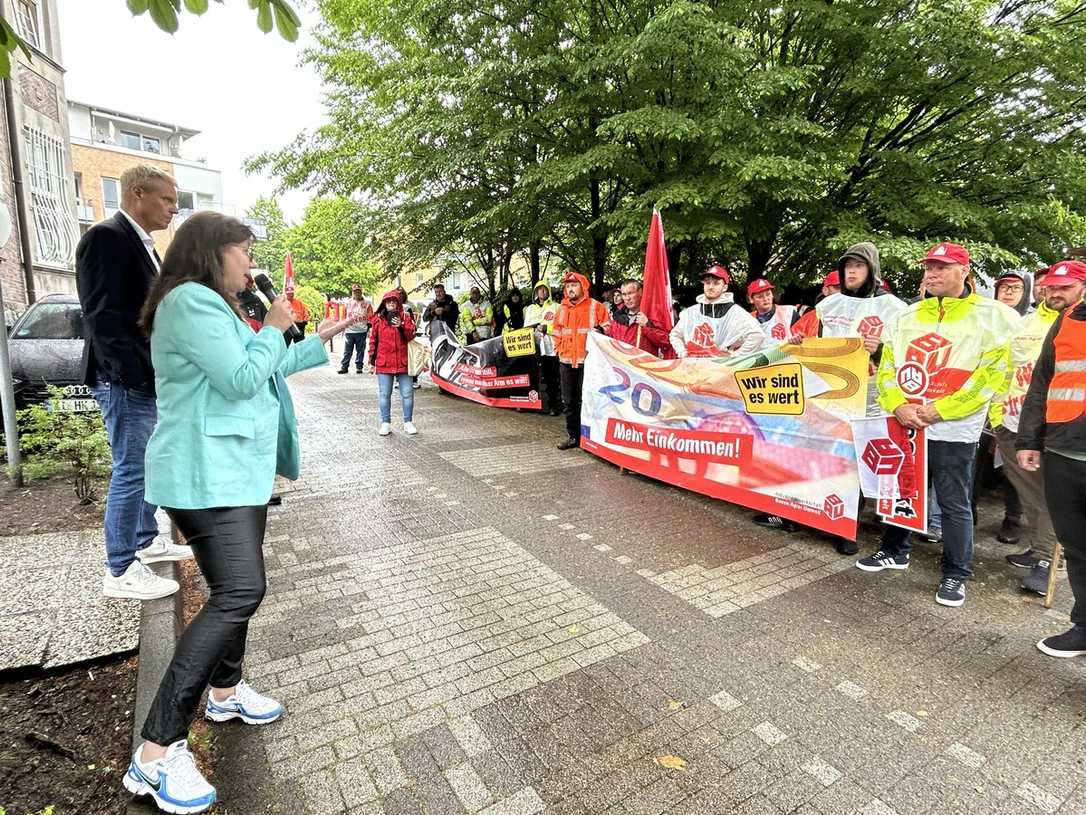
<box><xmin>355</xmin><ymin>369</ymin><xmax>365</xmax><ymax>374</ymax></box>
<box><xmin>752</xmin><ymin>514</ymin><xmax>798</xmax><ymax>532</ymax></box>
<box><xmin>1006</xmin><ymin>549</ymin><xmax>1039</xmax><ymax>570</ymax></box>
<box><xmin>936</xmin><ymin>578</ymin><xmax>966</xmax><ymax>607</ymax></box>
<box><xmin>996</xmin><ymin>516</ymin><xmax>1023</xmax><ymax>545</ymax></box>
<box><xmin>1037</xmin><ymin>626</ymin><xmax>1086</xmax><ymax>658</ymax></box>
<box><xmin>1020</xmin><ymin>561</ymin><xmax>1051</xmax><ymax>597</ymax></box>
<box><xmin>556</xmin><ymin>437</ymin><xmax>580</xmax><ymax>451</ymax></box>
<box><xmin>337</xmin><ymin>368</ymin><xmax>349</xmax><ymax>374</ymax></box>
<box><xmin>856</xmin><ymin>551</ymin><xmax>910</xmax><ymax>572</ymax></box>
<box><xmin>919</xmin><ymin>527</ymin><xmax>942</xmax><ymax>544</ymax></box>
<box><xmin>835</xmin><ymin>537</ymin><xmax>859</xmax><ymax>555</ymax></box>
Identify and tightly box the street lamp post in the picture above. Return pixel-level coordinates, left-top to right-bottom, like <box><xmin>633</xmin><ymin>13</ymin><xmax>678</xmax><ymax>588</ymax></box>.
<box><xmin>0</xmin><ymin>202</ymin><xmax>23</xmax><ymax>485</ymax></box>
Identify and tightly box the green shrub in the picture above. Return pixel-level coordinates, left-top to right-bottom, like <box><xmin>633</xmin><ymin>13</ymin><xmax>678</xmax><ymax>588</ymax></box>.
<box><xmin>15</xmin><ymin>388</ymin><xmax>111</xmax><ymax>503</ymax></box>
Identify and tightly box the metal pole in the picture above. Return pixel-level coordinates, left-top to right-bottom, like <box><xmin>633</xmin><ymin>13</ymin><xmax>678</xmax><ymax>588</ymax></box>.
<box><xmin>0</xmin><ymin>268</ymin><xmax>23</xmax><ymax>486</ymax></box>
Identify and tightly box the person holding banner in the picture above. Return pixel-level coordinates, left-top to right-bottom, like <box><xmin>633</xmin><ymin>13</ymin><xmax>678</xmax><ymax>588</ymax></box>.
<box><xmin>669</xmin><ymin>265</ymin><xmax>763</xmax><ymax>359</ymax></box>
<box><xmin>499</xmin><ymin>289</ymin><xmax>526</xmax><ymax>334</ymax></box>
<box><xmin>525</xmin><ymin>283</ymin><xmax>563</xmax><ymax>415</ymax></box>
<box><xmin>424</xmin><ymin>284</ymin><xmax>460</xmax><ymax>333</ymax></box>
<box><xmin>1016</xmin><ymin>272</ymin><xmax>1086</xmax><ymax>658</ymax></box>
<box><xmin>858</xmin><ymin>242</ymin><xmax>1019</xmax><ymax>608</ymax></box>
<box><xmin>554</xmin><ymin>272</ymin><xmax>611</xmax><ymax>449</ymax></box>
<box><xmin>607</xmin><ymin>279</ymin><xmax>669</xmax><ymax>357</ymax></box>
<box><xmin>464</xmin><ymin>287</ymin><xmax>495</xmax><ymax>343</ymax></box>
<box><xmin>367</xmin><ymin>290</ymin><xmax>418</xmax><ymax>436</ymax></box>
<box><xmin>748</xmin><ymin>278</ymin><xmax>800</xmax><ymax>344</ymax></box>
<box><xmin>994</xmin><ymin>262</ymin><xmax>1084</xmax><ymax>595</ymax></box>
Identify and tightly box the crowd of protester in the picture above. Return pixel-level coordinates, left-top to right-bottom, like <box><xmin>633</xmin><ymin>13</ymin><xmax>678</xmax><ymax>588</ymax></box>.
<box><xmin>72</xmin><ymin>162</ymin><xmax>1086</xmax><ymax>814</ymax></box>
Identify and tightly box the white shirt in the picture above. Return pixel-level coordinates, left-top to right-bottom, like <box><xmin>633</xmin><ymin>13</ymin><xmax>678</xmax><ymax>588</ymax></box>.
<box><xmin>119</xmin><ymin>209</ymin><xmax>160</xmax><ymax>272</ymax></box>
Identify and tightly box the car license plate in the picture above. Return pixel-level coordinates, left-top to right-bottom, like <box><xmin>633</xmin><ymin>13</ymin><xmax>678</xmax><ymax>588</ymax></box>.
<box><xmin>50</xmin><ymin>398</ymin><xmax>98</xmax><ymax>413</ymax></box>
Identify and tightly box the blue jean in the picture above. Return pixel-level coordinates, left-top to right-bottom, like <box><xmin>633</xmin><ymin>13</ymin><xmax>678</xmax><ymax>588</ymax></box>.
<box><xmin>340</xmin><ymin>332</ymin><xmax>367</xmax><ymax>370</ymax></box>
<box><xmin>91</xmin><ymin>380</ymin><xmax>159</xmax><ymax>576</ymax></box>
<box><xmin>882</xmin><ymin>440</ymin><xmax>978</xmax><ymax>580</ymax></box>
<box><xmin>377</xmin><ymin>373</ymin><xmax>414</xmax><ymax>423</ymax></box>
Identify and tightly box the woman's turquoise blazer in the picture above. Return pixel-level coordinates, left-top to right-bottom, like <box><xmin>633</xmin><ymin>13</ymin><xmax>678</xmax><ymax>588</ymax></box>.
<box><xmin>144</xmin><ymin>282</ymin><xmax>327</xmax><ymax>509</ymax></box>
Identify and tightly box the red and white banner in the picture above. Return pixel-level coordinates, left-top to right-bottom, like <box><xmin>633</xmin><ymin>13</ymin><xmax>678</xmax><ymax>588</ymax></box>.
<box><xmin>851</xmin><ymin>416</ymin><xmax>929</xmax><ymax>533</ymax></box>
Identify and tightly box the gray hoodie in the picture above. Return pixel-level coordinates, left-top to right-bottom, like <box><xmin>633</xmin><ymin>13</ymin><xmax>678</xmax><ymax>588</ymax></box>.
<box><xmin>836</xmin><ymin>242</ymin><xmax>883</xmax><ymax>298</ymax></box>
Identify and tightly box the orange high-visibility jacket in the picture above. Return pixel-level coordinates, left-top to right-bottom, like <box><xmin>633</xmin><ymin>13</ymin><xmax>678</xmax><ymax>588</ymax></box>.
<box><xmin>553</xmin><ymin>273</ymin><xmax>610</xmax><ymax>367</ymax></box>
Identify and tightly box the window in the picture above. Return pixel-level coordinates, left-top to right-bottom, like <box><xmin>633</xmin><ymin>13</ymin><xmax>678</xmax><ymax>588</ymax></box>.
<box><xmin>23</xmin><ymin>125</ymin><xmax>78</xmax><ymax>268</ymax></box>
<box><xmin>14</xmin><ymin>302</ymin><xmax>84</xmax><ymax>340</ymax></box>
<box><xmin>102</xmin><ymin>178</ymin><xmax>120</xmax><ymax>214</ymax></box>
<box><xmin>15</xmin><ymin>0</ymin><xmax>41</xmax><ymax>50</ymax></box>
<box><xmin>119</xmin><ymin>130</ymin><xmax>141</xmax><ymax>150</ymax></box>
<box><xmin>142</xmin><ymin>136</ymin><xmax>161</xmax><ymax>154</ymax></box>
<box><xmin>176</xmin><ymin>190</ymin><xmax>195</xmax><ymax>211</ymax></box>
<box><xmin>197</xmin><ymin>192</ymin><xmax>215</xmax><ymax>210</ymax></box>
<box><xmin>73</xmin><ymin>172</ymin><xmax>83</xmax><ymax>200</ymax></box>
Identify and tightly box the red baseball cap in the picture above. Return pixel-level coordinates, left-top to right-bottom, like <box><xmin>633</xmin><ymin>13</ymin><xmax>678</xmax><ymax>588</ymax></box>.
<box><xmin>747</xmin><ymin>278</ymin><xmax>774</xmax><ymax>295</ymax></box>
<box><xmin>823</xmin><ymin>270</ymin><xmax>840</xmax><ymax>288</ymax></box>
<box><xmin>1040</xmin><ymin>260</ymin><xmax>1086</xmax><ymax>287</ymax></box>
<box><xmin>921</xmin><ymin>242</ymin><xmax>970</xmax><ymax>266</ymax></box>
<box><xmin>702</xmin><ymin>264</ymin><xmax>730</xmax><ymax>283</ymax></box>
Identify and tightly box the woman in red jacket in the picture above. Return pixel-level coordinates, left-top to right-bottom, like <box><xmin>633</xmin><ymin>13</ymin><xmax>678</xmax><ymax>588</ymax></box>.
<box><xmin>367</xmin><ymin>289</ymin><xmax>417</xmax><ymax>436</ymax></box>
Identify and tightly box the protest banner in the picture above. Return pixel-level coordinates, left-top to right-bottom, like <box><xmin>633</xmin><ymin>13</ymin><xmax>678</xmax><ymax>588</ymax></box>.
<box><xmin>852</xmin><ymin>416</ymin><xmax>929</xmax><ymax>533</ymax></box>
<box><xmin>428</xmin><ymin>321</ymin><xmax>544</xmax><ymax>410</ymax></box>
<box><xmin>580</xmin><ymin>334</ymin><xmax>871</xmax><ymax>539</ymax></box>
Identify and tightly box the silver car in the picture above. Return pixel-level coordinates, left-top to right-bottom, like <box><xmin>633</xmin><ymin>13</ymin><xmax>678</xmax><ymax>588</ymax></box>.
<box><xmin>7</xmin><ymin>293</ymin><xmax>97</xmax><ymax>412</ymax></box>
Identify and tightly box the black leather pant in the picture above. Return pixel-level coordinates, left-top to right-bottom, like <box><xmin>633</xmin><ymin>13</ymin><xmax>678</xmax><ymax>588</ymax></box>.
<box><xmin>141</xmin><ymin>505</ymin><xmax>268</xmax><ymax>746</ymax></box>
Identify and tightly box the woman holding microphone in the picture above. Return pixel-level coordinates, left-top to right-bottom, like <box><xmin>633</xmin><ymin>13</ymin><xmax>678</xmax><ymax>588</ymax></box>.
<box><xmin>122</xmin><ymin>212</ymin><xmax>353</xmax><ymax>813</ymax></box>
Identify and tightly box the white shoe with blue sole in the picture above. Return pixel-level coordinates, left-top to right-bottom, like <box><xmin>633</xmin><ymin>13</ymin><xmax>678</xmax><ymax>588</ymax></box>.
<box><xmin>205</xmin><ymin>679</ymin><xmax>283</xmax><ymax>725</ymax></box>
<box><xmin>123</xmin><ymin>740</ymin><xmax>216</xmax><ymax>814</ymax></box>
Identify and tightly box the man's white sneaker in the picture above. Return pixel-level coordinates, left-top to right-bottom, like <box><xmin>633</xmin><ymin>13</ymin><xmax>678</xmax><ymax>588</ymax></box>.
<box><xmin>137</xmin><ymin>538</ymin><xmax>194</xmax><ymax>564</ymax></box>
<box><xmin>104</xmin><ymin>560</ymin><xmax>179</xmax><ymax>600</ymax></box>
<box><xmin>123</xmin><ymin>740</ymin><xmax>216</xmax><ymax>814</ymax></box>
<box><xmin>205</xmin><ymin>680</ymin><xmax>283</xmax><ymax>725</ymax></box>
<box><xmin>404</xmin><ymin>421</ymin><xmax>418</xmax><ymax>435</ymax></box>
<box><xmin>379</xmin><ymin>422</ymin><xmax>392</xmax><ymax>436</ymax></box>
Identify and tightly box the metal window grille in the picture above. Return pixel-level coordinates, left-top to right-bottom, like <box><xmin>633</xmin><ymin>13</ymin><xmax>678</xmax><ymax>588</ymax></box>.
<box><xmin>22</xmin><ymin>125</ymin><xmax>78</xmax><ymax>267</ymax></box>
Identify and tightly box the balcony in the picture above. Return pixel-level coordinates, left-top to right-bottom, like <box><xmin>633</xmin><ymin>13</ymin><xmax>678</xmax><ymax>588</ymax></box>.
<box><xmin>75</xmin><ymin>199</ymin><xmax>94</xmax><ymax>223</ymax></box>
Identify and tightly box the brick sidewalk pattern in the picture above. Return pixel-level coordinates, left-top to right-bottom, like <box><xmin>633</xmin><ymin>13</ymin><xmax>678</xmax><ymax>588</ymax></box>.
<box><xmin>210</xmin><ymin>364</ymin><xmax>1086</xmax><ymax>815</ymax></box>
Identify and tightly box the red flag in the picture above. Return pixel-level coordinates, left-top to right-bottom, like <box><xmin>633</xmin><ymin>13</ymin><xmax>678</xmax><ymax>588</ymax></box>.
<box><xmin>283</xmin><ymin>252</ymin><xmax>295</xmax><ymax>291</ymax></box>
<box><xmin>640</xmin><ymin>209</ymin><xmax>675</xmax><ymax>357</ymax></box>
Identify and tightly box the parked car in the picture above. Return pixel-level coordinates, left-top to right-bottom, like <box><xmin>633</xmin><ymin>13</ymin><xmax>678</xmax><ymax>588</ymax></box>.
<box><xmin>6</xmin><ymin>293</ymin><xmax>97</xmax><ymax>413</ymax></box>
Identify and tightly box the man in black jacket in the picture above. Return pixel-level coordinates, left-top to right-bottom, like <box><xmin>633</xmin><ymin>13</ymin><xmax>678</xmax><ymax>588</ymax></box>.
<box><xmin>423</xmin><ymin>284</ymin><xmax>459</xmax><ymax>333</ymax></box>
<box><xmin>1016</xmin><ymin>261</ymin><xmax>1086</xmax><ymax>658</ymax></box>
<box><xmin>76</xmin><ymin>165</ymin><xmax>190</xmax><ymax>601</ymax></box>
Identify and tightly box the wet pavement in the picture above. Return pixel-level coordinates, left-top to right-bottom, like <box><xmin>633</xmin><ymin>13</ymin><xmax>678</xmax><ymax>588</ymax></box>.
<box><xmin>212</xmin><ymin>362</ymin><xmax>1086</xmax><ymax>815</ymax></box>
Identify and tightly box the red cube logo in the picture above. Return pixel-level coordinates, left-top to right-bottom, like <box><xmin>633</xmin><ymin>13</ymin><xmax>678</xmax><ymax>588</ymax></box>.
<box><xmin>857</xmin><ymin>315</ymin><xmax>885</xmax><ymax>339</ymax></box>
<box><xmin>862</xmin><ymin>438</ymin><xmax>905</xmax><ymax>476</ymax></box>
<box><xmin>771</xmin><ymin>323</ymin><xmax>787</xmax><ymax>341</ymax></box>
<box><xmin>824</xmin><ymin>494</ymin><xmax>845</xmax><ymax>520</ymax></box>
<box><xmin>905</xmin><ymin>332</ymin><xmax>952</xmax><ymax>374</ymax></box>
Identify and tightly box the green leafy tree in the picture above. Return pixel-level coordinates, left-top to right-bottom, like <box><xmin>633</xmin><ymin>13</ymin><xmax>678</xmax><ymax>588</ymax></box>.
<box><xmin>0</xmin><ymin>1</ymin><xmax>300</xmax><ymax>77</ymax></box>
<box><xmin>16</xmin><ymin>391</ymin><xmax>111</xmax><ymax>503</ymax></box>
<box><xmin>252</xmin><ymin>0</ymin><xmax>1086</xmax><ymax>296</ymax></box>
<box><xmin>285</xmin><ymin>198</ymin><xmax>384</xmax><ymax>297</ymax></box>
<box><xmin>246</xmin><ymin>197</ymin><xmax>291</xmax><ymax>285</ymax></box>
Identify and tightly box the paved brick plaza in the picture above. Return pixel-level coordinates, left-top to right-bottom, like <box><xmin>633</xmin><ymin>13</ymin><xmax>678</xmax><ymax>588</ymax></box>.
<box><xmin>212</xmin><ymin>363</ymin><xmax>1086</xmax><ymax>815</ymax></box>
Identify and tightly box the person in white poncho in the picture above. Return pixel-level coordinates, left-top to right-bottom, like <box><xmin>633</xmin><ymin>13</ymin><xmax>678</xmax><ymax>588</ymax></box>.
<box><xmin>669</xmin><ymin>264</ymin><xmax>764</xmax><ymax>359</ymax></box>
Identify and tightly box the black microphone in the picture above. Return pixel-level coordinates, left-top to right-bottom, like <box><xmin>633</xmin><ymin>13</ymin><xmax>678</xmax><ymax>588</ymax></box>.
<box><xmin>253</xmin><ymin>272</ymin><xmax>301</xmax><ymax>338</ymax></box>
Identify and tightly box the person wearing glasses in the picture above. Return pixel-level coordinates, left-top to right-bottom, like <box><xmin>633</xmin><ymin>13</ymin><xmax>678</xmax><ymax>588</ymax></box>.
<box><xmin>122</xmin><ymin>212</ymin><xmax>354</xmax><ymax>814</ymax></box>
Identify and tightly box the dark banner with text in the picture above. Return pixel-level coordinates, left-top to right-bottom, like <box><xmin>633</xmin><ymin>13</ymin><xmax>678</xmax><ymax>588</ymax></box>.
<box><xmin>428</xmin><ymin>322</ymin><xmax>544</xmax><ymax>410</ymax></box>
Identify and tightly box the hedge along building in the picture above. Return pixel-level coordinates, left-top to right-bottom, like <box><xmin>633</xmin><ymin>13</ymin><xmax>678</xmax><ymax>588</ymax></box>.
<box><xmin>0</xmin><ymin>0</ymin><xmax>80</xmax><ymax>325</ymax></box>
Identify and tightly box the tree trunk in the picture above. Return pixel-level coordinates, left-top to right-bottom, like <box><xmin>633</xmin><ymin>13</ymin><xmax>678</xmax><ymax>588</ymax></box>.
<box><xmin>529</xmin><ymin>241</ymin><xmax>541</xmax><ymax>288</ymax></box>
<box><xmin>590</xmin><ymin>178</ymin><xmax>606</xmax><ymax>296</ymax></box>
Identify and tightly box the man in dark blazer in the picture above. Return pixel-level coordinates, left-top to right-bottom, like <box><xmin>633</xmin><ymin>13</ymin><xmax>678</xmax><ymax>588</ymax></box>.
<box><xmin>76</xmin><ymin>164</ymin><xmax>191</xmax><ymax>601</ymax></box>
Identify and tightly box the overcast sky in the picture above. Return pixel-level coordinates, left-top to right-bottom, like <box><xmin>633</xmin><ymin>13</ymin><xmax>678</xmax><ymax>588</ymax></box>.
<box><xmin>57</xmin><ymin>0</ymin><xmax>326</xmax><ymax>222</ymax></box>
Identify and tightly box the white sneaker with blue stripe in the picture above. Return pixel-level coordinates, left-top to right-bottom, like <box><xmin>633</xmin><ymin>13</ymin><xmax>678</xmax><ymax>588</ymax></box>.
<box><xmin>123</xmin><ymin>739</ymin><xmax>216</xmax><ymax>814</ymax></box>
<box><xmin>205</xmin><ymin>679</ymin><xmax>283</xmax><ymax>725</ymax></box>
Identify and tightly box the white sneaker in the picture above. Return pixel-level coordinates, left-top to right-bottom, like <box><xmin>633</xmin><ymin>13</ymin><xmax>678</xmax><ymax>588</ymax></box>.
<box><xmin>404</xmin><ymin>421</ymin><xmax>418</xmax><ymax>435</ymax></box>
<box><xmin>123</xmin><ymin>739</ymin><xmax>216</xmax><ymax>814</ymax></box>
<box><xmin>205</xmin><ymin>679</ymin><xmax>283</xmax><ymax>725</ymax></box>
<box><xmin>137</xmin><ymin>538</ymin><xmax>193</xmax><ymax>564</ymax></box>
<box><xmin>104</xmin><ymin>560</ymin><xmax>179</xmax><ymax>600</ymax></box>
<box><xmin>379</xmin><ymin>422</ymin><xmax>392</xmax><ymax>436</ymax></box>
